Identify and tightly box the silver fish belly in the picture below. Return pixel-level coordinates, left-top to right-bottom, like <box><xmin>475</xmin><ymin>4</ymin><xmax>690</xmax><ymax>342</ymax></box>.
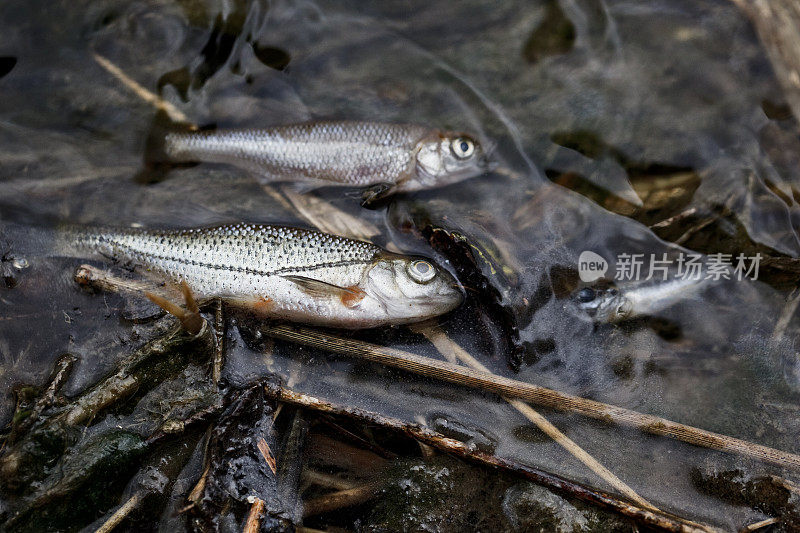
<box><xmin>162</xmin><ymin>121</ymin><xmax>489</xmax><ymax>193</ymax></box>
<box><xmin>69</xmin><ymin>223</ymin><xmax>463</xmax><ymax>328</ymax></box>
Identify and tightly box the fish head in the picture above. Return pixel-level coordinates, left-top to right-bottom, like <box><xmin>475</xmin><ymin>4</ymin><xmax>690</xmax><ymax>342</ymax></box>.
<box><xmin>572</xmin><ymin>285</ymin><xmax>633</xmax><ymax>323</ymax></box>
<box><xmin>360</xmin><ymin>254</ymin><xmax>464</xmax><ymax>324</ymax></box>
<box><xmin>407</xmin><ymin>132</ymin><xmax>491</xmax><ymax>191</ymax></box>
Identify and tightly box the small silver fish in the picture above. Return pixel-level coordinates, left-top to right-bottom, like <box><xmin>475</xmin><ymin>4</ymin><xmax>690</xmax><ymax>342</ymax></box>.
<box><xmin>573</xmin><ymin>277</ymin><xmax>706</xmax><ymax>323</ymax></box>
<box><xmin>160</xmin><ymin>121</ymin><xmax>491</xmax><ymax>196</ymax></box>
<box><xmin>68</xmin><ymin>223</ymin><xmax>463</xmax><ymax>329</ymax></box>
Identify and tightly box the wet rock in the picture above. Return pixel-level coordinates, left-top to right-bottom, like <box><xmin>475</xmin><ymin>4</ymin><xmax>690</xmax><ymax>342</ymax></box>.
<box><xmin>3</xmin><ymin>431</ymin><xmax>146</xmax><ymax>532</ymax></box>
<box><xmin>503</xmin><ymin>482</ymin><xmax>632</xmax><ymax>533</ymax></box>
<box><xmin>365</xmin><ymin>455</ymin><xmax>630</xmax><ymax>533</ymax></box>
<box><xmin>364</xmin><ymin>455</ymin><xmax>509</xmax><ymax>533</ymax></box>
<box><xmin>503</xmin><ymin>483</ymin><xmax>588</xmax><ymax>532</ymax></box>
<box><xmin>690</xmin><ymin>463</ymin><xmax>800</xmax><ymax>530</ymax></box>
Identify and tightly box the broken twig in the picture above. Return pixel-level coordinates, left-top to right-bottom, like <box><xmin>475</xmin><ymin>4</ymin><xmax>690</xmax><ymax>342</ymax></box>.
<box><xmin>263</xmin><ymin>324</ymin><xmax>800</xmax><ymax>472</ymax></box>
<box><xmin>264</xmin><ymin>382</ymin><xmax>717</xmax><ymax>533</ymax></box>
<box><xmin>243</xmin><ymin>497</ymin><xmax>266</xmax><ymax>533</ymax></box>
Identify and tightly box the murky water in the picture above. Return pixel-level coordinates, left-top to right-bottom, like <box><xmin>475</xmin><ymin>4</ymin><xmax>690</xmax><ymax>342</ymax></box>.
<box><xmin>1</xmin><ymin>0</ymin><xmax>800</xmax><ymax>530</ymax></box>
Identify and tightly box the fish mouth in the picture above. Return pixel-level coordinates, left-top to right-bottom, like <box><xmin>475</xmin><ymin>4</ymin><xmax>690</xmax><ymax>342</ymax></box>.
<box><xmin>406</xmin><ymin>288</ymin><xmax>463</xmax><ymax>318</ymax></box>
<box><xmin>437</xmin><ymin>286</ymin><xmax>466</xmax><ymax>312</ymax></box>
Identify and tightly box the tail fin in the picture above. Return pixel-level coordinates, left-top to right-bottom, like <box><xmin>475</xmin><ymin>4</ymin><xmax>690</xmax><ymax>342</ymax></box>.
<box><xmin>135</xmin><ymin>110</ymin><xmax>202</xmax><ymax>184</ymax></box>
<box><xmin>0</xmin><ymin>221</ymin><xmax>113</xmax><ymax>263</ymax></box>
<box><xmin>0</xmin><ymin>222</ymin><xmax>61</xmax><ymax>286</ymax></box>
<box><xmin>0</xmin><ymin>222</ymin><xmax>58</xmax><ymax>259</ymax></box>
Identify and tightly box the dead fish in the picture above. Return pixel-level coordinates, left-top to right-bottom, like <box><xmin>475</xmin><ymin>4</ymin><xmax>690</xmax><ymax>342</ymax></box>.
<box><xmin>572</xmin><ymin>277</ymin><xmax>707</xmax><ymax>323</ymax></box>
<box><xmin>66</xmin><ymin>223</ymin><xmax>463</xmax><ymax>329</ymax></box>
<box><xmin>155</xmin><ymin>121</ymin><xmax>492</xmax><ymax>201</ymax></box>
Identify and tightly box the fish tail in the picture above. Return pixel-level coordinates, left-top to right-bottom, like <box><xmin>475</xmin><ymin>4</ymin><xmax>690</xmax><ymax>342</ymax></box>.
<box><xmin>136</xmin><ymin>110</ymin><xmax>201</xmax><ymax>183</ymax></box>
<box><xmin>0</xmin><ymin>220</ymin><xmax>132</xmax><ymax>261</ymax></box>
<box><xmin>0</xmin><ymin>221</ymin><xmax>74</xmax><ymax>267</ymax></box>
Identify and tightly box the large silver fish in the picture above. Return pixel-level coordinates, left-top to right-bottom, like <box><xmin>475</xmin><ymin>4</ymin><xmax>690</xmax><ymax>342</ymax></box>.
<box><xmin>68</xmin><ymin>223</ymin><xmax>463</xmax><ymax>329</ymax></box>
<box><xmin>159</xmin><ymin>121</ymin><xmax>491</xmax><ymax>198</ymax></box>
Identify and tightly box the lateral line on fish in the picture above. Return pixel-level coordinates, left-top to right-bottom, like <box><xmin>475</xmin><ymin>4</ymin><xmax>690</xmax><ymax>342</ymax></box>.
<box><xmin>100</xmin><ymin>238</ymin><xmax>371</xmax><ymax>278</ymax></box>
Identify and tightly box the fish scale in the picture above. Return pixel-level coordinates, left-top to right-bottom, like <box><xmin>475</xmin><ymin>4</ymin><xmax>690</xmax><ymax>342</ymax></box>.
<box><xmin>164</xmin><ymin>121</ymin><xmax>429</xmax><ymax>185</ymax></box>
<box><xmin>70</xmin><ymin>223</ymin><xmax>381</xmax><ymax>298</ymax></box>
<box><xmin>61</xmin><ymin>222</ymin><xmax>463</xmax><ymax>328</ymax></box>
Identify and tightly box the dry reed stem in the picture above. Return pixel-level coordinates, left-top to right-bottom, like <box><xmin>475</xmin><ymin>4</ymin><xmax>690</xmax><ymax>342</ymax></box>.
<box><xmin>257</xmin><ymin>437</ymin><xmax>277</xmax><ymax>475</ymax></box>
<box><xmin>93</xmin><ymin>53</ymin><xmax>191</xmax><ymax>124</ymax></box>
<box><xmin>94</xmin><ymin>493</ymin><xmax>141</xmax><ymax>533</ymax></box>
<box><xmin>302</xmin><ymin>482</ymin><xmax>381</xmax><ymax>517</ymax></box>
<box><xmin>415</xmin><ymin>324</ymin><xmax>656</xmax><ymax>512</ymax></box>
<box><xmin>739</xmin><ymin>517</ymin><xmax>779</xmax><ymax>533</ymax></box>
<box><xmin>265</xmin><ymin>382</ymin><xmax>718</xmax><ymax>533</ymax></box>
<box><xmin>262</xmin><ymin>324</ymin><xmax>800</xmax><ymax>472</ymax></box>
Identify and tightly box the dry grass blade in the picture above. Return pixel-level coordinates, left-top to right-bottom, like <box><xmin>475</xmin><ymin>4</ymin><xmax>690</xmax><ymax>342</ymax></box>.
<box><xmin>415</xmin><ymin>324</ymin><xmax>656</xmax><ymax>511</ymax></box>
<box><xmin>262</xmin><ymin>324</ymin><xmax>800</xmax><ymax>472</ymax></box>
<box><xmin>264</xmin><ymin>382</ymin><xmax>718</xmax><ymax>533</ymax></box>
<box><xmin>302</xmin><ymin>482</ymin><xmax>381</xmax><ymax>517</ymax></box>
<box><xmin>257</xmin><ymin>437</ymin><xmax>277</xmax><ymax>475</ymax></box>
<box><xmin>278</xmin><ymin>186</ymin><xmax>380</xmax><ymax>241</ymax></box>
<box><xmin>188</xmin><ymin>465</ymin><xmax>210</xmax><ymax>505</ymax></box>
<box><xmin>94</xmin><ymin>493</ymin><xmax>141</xmax><ymax>533</ymax></box>
<box><xmin>92</xmin><ymin>53</ymin><xmax>191</xmax><ymax>125</ymax></box>
<box><xmin>739</xmin><ymin>517</ymin><xmax>779</xmax><ymax>533</ymax></box>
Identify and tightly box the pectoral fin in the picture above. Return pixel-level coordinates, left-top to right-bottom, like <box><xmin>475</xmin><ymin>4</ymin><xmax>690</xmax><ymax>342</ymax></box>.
<box><xmin>282</xmin><ymin>275</ymin><xmax>366</xmax><ymax>308</ymax></box>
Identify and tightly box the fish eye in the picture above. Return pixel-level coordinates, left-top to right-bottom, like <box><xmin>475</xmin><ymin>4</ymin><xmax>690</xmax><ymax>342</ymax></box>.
<box><xmin>577</xmin><ymin>287</ymin><xmax>596</xmax><ymax>303</ymax></box>
<box><xmin>407</xmin><ymin>260</ymin><xmax>436</xmax><ymax>283</ymax></box>
<box><xmin>451</xmin><ymin>137</ymin><xmax>475</xmax><ymax>159</ymax></box>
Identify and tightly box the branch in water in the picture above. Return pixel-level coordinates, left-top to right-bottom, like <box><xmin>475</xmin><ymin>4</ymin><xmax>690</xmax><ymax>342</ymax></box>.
<box><xmin>262</xmin><ymin>323</ymin><xmax>800</xmax><ymax>472</ymax></box>
<box><xmin>413</xmin><ymin>323</ymin><xmax>655</xmax><ymax>512</ymax></box>
<box><xmin>263</xmin><ymin>382</ymin><xmax>717</xmax><ymax>533</ymax></box>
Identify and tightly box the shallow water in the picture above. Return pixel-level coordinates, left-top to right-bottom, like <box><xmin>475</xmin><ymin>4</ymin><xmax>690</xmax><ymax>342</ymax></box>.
<box><xmin>1</xmin><ymin>0</ymin><xmax>800</xmax><ymax>530</ymax></box>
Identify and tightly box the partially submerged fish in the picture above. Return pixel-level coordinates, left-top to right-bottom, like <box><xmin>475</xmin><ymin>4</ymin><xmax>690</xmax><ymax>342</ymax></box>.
<box><xmin>67</xmin><ymin>223</ymin><xmax>463</xmax><ymax>328</ymax></box>
<box><xmin>572</xmin><ymin>277</ymin><xmax>706</xmax><ymax>323</ymax></box>
<box><xmin>156</xmin><ymin>121</ymin><xmax>491</xmax><ymax>201</ymax></box>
